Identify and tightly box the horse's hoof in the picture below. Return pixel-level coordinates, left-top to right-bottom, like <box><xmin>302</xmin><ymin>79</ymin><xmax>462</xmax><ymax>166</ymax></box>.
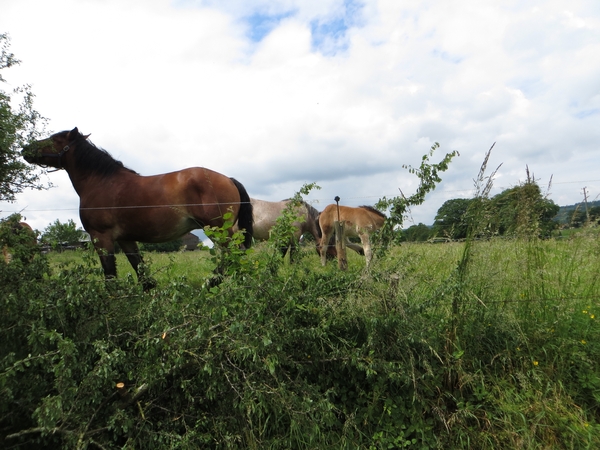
<box><xmin>142</xmin><ymin>278</ymin><xmax>157</xmax><ymax>291</ymax></box>
<box><xmin>204</xmin><ymin>274</ymin><xmax>223</xmax><ymax>289</ymax></box>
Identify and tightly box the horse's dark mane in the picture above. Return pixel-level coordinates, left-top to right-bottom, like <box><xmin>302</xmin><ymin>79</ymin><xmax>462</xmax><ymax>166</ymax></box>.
<box><xmin>73</xmin><ymin>137</ymin><xmax>138</xmax><ymax>178</ymax></box>
<box><xmin>282</xmin><ymin>198</ymin><xmax>322</xmax><ymax>238</ymax></box>
<box><xmin>358</xmin><ymin>205</ymin><xmax>386</xmax><ymax>218</ymax></box>
<box><xmin>304</xmin><ymin>202</ymin><xmax>320</xmax><ymax>223</ymax></box>
<box><xmin>281</xmin><ymin>199</ymin><xmax>321</xmax><ymax>221</ymax></box>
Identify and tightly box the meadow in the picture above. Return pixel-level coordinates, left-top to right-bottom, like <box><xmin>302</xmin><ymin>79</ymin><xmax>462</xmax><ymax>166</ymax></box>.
<box><xmin>2</xmin><ymin>227</ymin><xmax>600</xmax><ymax>449</ymax></box>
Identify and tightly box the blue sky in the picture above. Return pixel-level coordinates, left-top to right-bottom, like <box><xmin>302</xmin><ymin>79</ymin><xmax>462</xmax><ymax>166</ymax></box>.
<box><xmin>1</xmin><ymin>0</ymin><xmax>599</xmax><ymax>233</ymax></box>
<box><xmin>245</xmin><ymin>10</ymin><xmax>296</xmax><ymax>43</ymax></box>
<box><xmin>178</xmin><ymin>0</ymin><xmax>365</xmax><ymax>53</ymax></box>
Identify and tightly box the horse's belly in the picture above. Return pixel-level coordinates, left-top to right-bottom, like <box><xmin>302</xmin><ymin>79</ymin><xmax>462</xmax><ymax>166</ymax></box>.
<box><xmin>117</xmin><ymin>216</ymin><xmax>196</xmax><ymax>243</ymax></box>
<box><xmin>247</xmin><ymin>212</ymin><xmax>277</xmax><ymax>241</ymax></box>
<box><xmin>252</xmin><ymin>223</ymin><xmax>274</xmax><ymax>241</ymax></box>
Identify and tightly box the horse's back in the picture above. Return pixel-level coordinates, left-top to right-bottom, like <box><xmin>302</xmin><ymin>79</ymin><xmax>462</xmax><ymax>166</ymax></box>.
<box><xmin>18</xmin><ymin>222</ymin><xmax>35</xmax><ymax>237</ymax></box>
<box><xmin>320</xmin><ymin>204</ymin><xmax>385</xmax><ymax>233</ymax></box>
<box><xmin>79</xmin><ymin>166</ymin><xmax>246</xmax><ymax>242</ymax></box>
<box><xmin>1</xmin><ymin>220</ymin><xmax>37</xmax><ymax>264</ymax></box>
<box><xmin>171</xmin><ymin>167</ymin><xmax>239</xmax><ymax>200</ymax></box>
<box><xmin>245</xmin><ymin>198</ymin><xmax>288</xmax><ymax>241</ymax></box>
<box><xmin>241</xmin><ymin>198</ymin><xmax>317</xmax><ymax>242</ymax></box>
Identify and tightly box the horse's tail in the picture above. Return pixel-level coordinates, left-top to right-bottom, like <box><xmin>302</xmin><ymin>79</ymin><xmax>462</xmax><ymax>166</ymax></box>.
<box><xmin>230</xmin><ymin>178</ymin><xmax>253</xmax><ymax>248</ymax></box>
<box><xmin>314</xmin><ymin>211</ymin><xmax>323</xmax><ymax>238</ymax></box>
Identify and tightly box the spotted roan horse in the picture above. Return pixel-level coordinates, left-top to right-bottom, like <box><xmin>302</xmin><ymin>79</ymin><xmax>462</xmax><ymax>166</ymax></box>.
<box><xmin>234</xmin><ymin>198</ymin><xmax>320</xmax><ymax>259</ymax></box>
<box><xmin>318</xmin><ymin>204</ymin><xmax>386</xmax><ymax>267</ymax></box>
<box><xmin>23</xmin><ymin>128</ymin><xmax>253</xmax><ymax>289</ymax></box>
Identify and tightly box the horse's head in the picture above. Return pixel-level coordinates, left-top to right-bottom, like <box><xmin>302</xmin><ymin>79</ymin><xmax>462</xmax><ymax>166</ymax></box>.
<box><xmin>22</xmin><ymin>127</ymin><xmax>89</xmax><ymax>169</ymax></box>
<box><xmin>314</xmin><ymin>236</ymin><xmax>338</xmax><ymax>259</ymax></box>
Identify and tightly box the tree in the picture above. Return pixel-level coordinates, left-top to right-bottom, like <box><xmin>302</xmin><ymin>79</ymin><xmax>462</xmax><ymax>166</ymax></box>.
<box><xmin>41</xmin><ymin>219</ymin><xmax>86</xmax><ymax>248</ymax></box>
<box><xmin>0</xmin><ymin>33</ymin><xmax>47</xmax><ymax>202</ymax></box>
<box><xmin>488</xmin><ymin>178</ymin><xmax>559</xmax><ymax>238</ymax></box>
<box><xmin>402</xmin><ymin>223</ymin><xmax>431</xmax><ymax>242</ymax></box>
<box><xmin>570</xmin><ymin>205</ymin><xmax>600</xmax><ymax>228</ymax></box>
<box><xmin>569</xmin><ymin>207</ymin><xmax>587</xmax><ymax>228</ymax></box>
<box><xmin>590</xmin><ymin>206</ymin><xmax>600</xmax><ymax>225</ymax></box>
<box><xmin>432</xmin><ymin>198</ymin><xmax>473</xmax><ymax>240</ymax></box>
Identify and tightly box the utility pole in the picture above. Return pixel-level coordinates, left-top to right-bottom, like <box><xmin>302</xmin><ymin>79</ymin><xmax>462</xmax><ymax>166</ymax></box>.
<box><xmin>582</xmin><ymin>187</ymin><xmax>590</xmax><ymax>224</ymax></box>
<box><xmin>333</xmin><ymin>196</ymin><xmax>347</xmax><ymax>271</ymax></box>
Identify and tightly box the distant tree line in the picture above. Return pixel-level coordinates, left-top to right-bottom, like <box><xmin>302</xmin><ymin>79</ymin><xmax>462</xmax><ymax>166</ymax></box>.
<box><xmin>402</xmin><ymin>180</ymin><xmax>561</xmax><ymax>242</ymax></box>
<box><xmin>553</xmin><ymin>199</ymin><xmax>600</xmax><ymax>225</ymax></box>
<box><xmin>39</xmin><ymin>219</ymin><xmax>184</xmax><ymax>252</ymax></box>
<box><xmin>40</xmin><ymin>219</ymin><xmax>87</xmax><ymax>249</ymax></box>
<box><xmin>557</xmin><ymin>203</ymin><xmax>600</xmax><ymax>228</ymax></box>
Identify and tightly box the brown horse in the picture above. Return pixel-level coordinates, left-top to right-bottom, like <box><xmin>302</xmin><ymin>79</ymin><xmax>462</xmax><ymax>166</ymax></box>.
<box><xmin>1</xmin><ymin>216</ymin><xmax>37</xmax><ymax>264</ymax></box>
<box><xmin>22</xmin><ymin>128</ymin><xmax>253</xmax><ymax>288</ymax></box>
<box><xmin>233</xmin><ymin>198</ymin><xmax>321</xmax><ymax>258</ymax></box>
<box><xmin>318</xmin><ymin>204</ymin><xmax>386</xmax><ymax>267</ymax></box>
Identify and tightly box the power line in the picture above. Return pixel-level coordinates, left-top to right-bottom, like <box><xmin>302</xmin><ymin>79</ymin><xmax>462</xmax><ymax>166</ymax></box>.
<box><xmin>2</xmin><ymin>179</ymin><xmax>599</xmax><ymax>215</ymax></box>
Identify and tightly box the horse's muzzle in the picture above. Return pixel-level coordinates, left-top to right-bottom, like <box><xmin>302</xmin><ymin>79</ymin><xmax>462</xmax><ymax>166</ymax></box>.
<box><xmin>21</xmin><ymin>144</ymin><xmax>38</xmax><ymax>163</ymax></box>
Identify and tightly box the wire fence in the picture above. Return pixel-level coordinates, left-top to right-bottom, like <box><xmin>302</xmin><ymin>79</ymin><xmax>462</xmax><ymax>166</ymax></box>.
<box><xmin>3</xmin><ymin>177</ymin><xmax>599</xmax><ymax>264</ymax></box>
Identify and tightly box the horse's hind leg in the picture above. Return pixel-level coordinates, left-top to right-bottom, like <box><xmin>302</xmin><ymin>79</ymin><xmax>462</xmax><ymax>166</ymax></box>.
<box><xmin>359</xmin><ymin>233</ymin><xmax>373</xmax><ymax>267</ymax></box>
<box><xmin>319</xmin><ymin>228</ymin><xmax>334</xmax><ymax>266</ymax></box>
<box><xmin>119</xmin><ymin>240</ymin><xmax>156</xmax><ymax>290</ymax></box>
<box><xmin>346</xmin><ymin>239</ymin><xmax>365</xmax><ymax>255</ymax></box>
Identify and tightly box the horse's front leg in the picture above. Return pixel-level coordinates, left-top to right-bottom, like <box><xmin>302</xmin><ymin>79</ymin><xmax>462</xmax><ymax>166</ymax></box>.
<box><xmin>282</xmin><ymin>239</ymin><xmax>300</xmax><ymax>261</ymax></box>
<box><xmin>288</xmin><ymin>230</ymin><xmax>302</xmax><ymax>262</ymax></box>
<box><xmin>118</xmin><ymin>240</ymin><xmax>156</xmax><ymax>291</ymax></box>
<box><xmin>92</xmin><ymin>237</ymin><xmax>117</xmax><ymax>279</ymax></box>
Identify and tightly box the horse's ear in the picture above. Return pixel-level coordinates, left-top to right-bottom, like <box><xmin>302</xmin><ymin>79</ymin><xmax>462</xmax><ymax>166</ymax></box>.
<box><xmin>66</xmin><ymin>127</ymin><xmax>79</xmax><ymax>139</ymax></box>
<box><xmin>83</xmin><ymin>134</ymin><xmax>91</xmax><ymax>140</ymax></box>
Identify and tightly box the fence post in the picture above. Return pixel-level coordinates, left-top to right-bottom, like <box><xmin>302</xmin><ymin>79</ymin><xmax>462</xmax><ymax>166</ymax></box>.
<box><xmin>334</xmin><ymin>196</ymin><xmax>347</xmax><ymax>271</ymax></box>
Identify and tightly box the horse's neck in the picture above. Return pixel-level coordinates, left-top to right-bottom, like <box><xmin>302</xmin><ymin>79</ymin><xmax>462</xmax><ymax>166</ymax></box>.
<box><xmin>367</xmin><ymin>211</ymin><xmax>385</xmax><ymax>228</ymax></box>
<box><xmin>64</xmin><ymin>168</ymin><xmax>88</xmax><ymax>196</ymax></box>
<box><xmin>304</xmin><ymin>210</ymin><xmax>321</xmax><ymax>239</ymax></box>
<box><xmin>64</xmin><ymin>164</ymin><xmax>130</xmax><ymax>198</ymax></box>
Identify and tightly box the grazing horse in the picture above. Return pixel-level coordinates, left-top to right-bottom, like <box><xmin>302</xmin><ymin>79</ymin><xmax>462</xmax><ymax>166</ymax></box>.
<box><xmin>1</xmin><ymin>217</ymin><xmax>37</xmax><ymax>265</ymax></box>
<box><xmin>22</xmin><ymin>128</ymin><xmax>253</xmax><ymax>288</ymax></box>
<box><xmin>233</xmin><ymin>198</ymin><xmax>321</xmax><ymax>258</ymax></box>
<box><xmin>318</xmin><ymin>204</ymin><xmax>386</xmax><ymax>267</ymax></box>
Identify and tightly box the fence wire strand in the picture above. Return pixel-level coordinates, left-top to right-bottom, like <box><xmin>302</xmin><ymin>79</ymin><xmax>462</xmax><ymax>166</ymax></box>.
<box><xmin>3</xmin><ymin>177</ymin><xmax>600</xmax><ymax>215</ymax></box>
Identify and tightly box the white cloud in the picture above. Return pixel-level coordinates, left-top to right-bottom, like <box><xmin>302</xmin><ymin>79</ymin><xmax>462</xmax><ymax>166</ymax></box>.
<box><xmin>1</xmin><ymin>0</ymin><xmax>600</xmax><ymax>234</ymax></box>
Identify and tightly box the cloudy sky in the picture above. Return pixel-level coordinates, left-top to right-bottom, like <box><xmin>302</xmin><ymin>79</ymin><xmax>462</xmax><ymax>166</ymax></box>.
<box><xmin>1</xmin><ymin>0</ymin><xmax>599</xmax><ymax>234</ymax></box>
